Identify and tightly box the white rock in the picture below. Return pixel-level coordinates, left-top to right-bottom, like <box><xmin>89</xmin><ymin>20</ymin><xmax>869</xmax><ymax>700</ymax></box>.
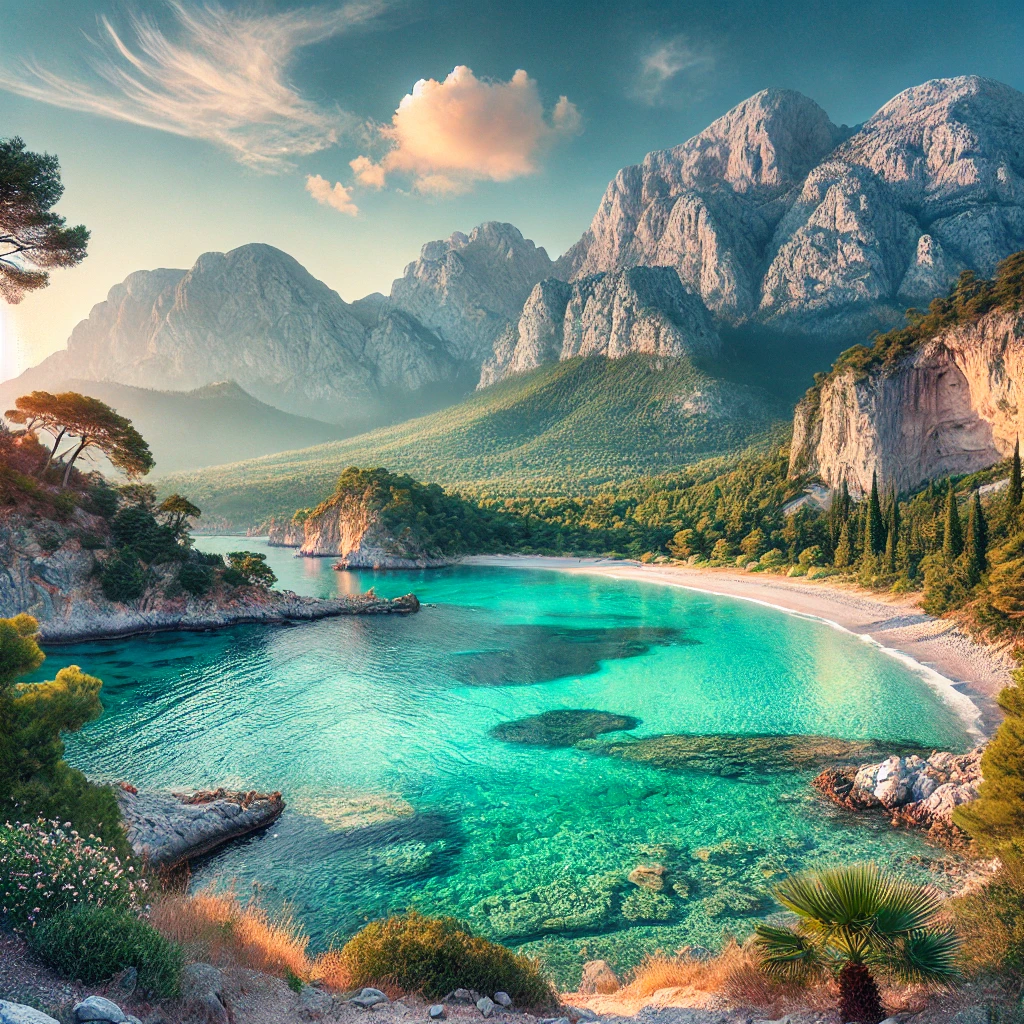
<box><xmin>0</xmin><ymin>1002</ymin><xmax>62</xmax><ymax>1024</ymax></box>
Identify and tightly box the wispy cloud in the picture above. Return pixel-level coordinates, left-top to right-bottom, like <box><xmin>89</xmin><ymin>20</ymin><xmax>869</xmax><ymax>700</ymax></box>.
<box><xmin>631</xmin><ymin>36</ymin><xmax>714</xmax><ymax>106</ymax></box>
<box><xmin>0</xmin><ymin>1</ymin><xmax>384</xmax><ymax>172</ymax></box>
<box><xmin>305</xmin><ymin>173</ymin><xmax>358</xmax><ymax>215</ymax></box>
<box><xmin>351</xmin><ymin>66</ymin><xmax>581</xmax><ymax>196</ymax></box>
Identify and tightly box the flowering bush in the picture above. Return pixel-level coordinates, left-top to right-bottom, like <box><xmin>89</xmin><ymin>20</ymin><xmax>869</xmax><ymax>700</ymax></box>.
<box><xmin>0</xmin><ymin>819</ymin><xmax>145</xmax><ymax>929</ymax></box>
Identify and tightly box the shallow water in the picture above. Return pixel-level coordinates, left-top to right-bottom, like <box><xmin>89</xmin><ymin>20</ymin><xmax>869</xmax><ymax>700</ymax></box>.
<box><xmin>41</xmin><ymin>541</ymin><xmax>972</xmax><ymax>986</ymax></box>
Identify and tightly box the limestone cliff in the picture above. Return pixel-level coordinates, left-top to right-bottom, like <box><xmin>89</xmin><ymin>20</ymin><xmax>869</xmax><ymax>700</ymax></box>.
<box><xmin>0</xmin><ymin>507</ymin><xmax>417</xmax><ymax>641</ymax></box>
<box><xmin>789</xmin><ymin>305</ymin><xmax>1024</xmax><ymax>494</ymax></box>
<box><xmin>296</xmin><ymin>467</ymin><xmax>467</xmax><ymax>567</ymax></box>
<box><xmin>558</xmin><ymin>76</ymin><xmax>1024</xmax><ymax>339</ymax></box>
<box><xmin>480</xmin><ymin>268</ymin><xmax>718</xmax><ymax>386</ymax></box>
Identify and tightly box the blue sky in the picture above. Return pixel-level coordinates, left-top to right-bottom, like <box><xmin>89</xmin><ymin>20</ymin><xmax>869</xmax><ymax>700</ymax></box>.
<box><xmin>1</xmin><ymin>0</ymin><xmax>1023</xmax><ymax>375</ymax></box>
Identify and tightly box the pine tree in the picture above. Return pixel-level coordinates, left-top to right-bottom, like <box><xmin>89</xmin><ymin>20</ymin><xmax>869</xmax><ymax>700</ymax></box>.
<box><xmin>864</xmin><ymin>472</ymin><xmax>885</xmax><ymax>555</ymax></box>
<box><xmin>942</xmin><ymin>480</ymin><xmax>964</xmax><ymax>561</ymax></box>
<box><xmin>834</xmin><ymin>520</ymin><xmax>852</xmax><ymax>569</ymax></box>
<box><xmin>883</xmin><ymin>488</ymin><xmax>900</xmax><ymax>573</ymax></box>
<box><xmin>955</xmin><ymin>670</ymin><xmax>1024</xmax><ymax>857</ymax></box>
<box><xmin>965</xmin><ymin>490</ymin><xmax>988</xmax><ymax>587</ymax></box>
<box><xmin>1010</xmin><ymin>438</ymin><xmax>1023</xmax><ymax>508</ymax></box>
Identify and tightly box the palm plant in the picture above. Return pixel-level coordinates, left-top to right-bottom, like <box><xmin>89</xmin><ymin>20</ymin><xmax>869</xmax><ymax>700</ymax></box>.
<box><xmin>754</xmin><ymin>863</ymin><xmax>960</xmax><ymax>1024</ymax></box>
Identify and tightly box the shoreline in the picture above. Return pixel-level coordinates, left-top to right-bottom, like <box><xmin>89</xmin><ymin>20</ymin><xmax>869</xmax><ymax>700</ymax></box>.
<box><xmin>464</xmin><ymin>555</ymin><xmax>1013</xmax><ymax>739</ymax></box>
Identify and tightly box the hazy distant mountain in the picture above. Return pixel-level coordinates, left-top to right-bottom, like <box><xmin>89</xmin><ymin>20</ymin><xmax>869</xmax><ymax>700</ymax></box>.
<box><xmin>553</xmin><ymin>76</ymin><xmax>1024</xmax><ymax>341</ymax></box>
<box><xmin>0</xmin><ymin>377</ymin><xmax>353</xmax><ymax>474</ymax></box>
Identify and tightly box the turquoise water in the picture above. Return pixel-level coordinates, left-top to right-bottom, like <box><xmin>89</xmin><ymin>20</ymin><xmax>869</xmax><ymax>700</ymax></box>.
<box><xmin>40</xmin><ymin>541</ymin><xmax>972</xmax><ymax>986</ymax></box>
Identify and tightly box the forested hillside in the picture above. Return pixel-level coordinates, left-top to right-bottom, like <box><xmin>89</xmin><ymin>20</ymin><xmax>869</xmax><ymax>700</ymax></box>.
<box><xmin>164</xmin><ymin>355</ymin><xmax>785</xmax><ymax>526</ymax></box>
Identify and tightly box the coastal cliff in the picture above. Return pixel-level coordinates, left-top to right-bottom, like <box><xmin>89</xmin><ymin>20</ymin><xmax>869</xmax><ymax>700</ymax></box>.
<box><xmin>0</xmin><ymin>507</ymin><xmax>418</xmax><ymax>641</ymax></box>
<box><xmin>789</xmin><ymin>257</ymin><xmax>1024</xmax><ymax>493</ymax></box>
<box><xmin>295</xmin><ymin>467</ymin><xmax>470</xmax><ymax>567</ymax></box>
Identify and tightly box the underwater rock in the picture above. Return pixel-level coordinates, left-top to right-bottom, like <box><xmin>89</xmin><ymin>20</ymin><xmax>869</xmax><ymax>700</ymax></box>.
<box><xmin>627</xmin><ymin>863</ymin><xmax>666</xmax><ymax>891</ymax></box>
<box><xmin>491</xmin><ymin>710</ymin><xmax>640</xmax><ymax>747</ymax></box>
<box><xmin>471</xmin><ymin>871</ymin><xmax>621</xmax><ymax>941</ymax></box>
<box><xmin>583</xmin><ymin>733</ymin><xmax>927</xmax><ymax>779</ymax></box>
<box><xmin>620</xmin><ymin>888</ymin><xmax>675</xmax><ymax>922</ymax></box>
<box><xmin>697</xmin><ymin>881</ymin><xmax>769</xmax><ymax>918</ymax></box>
<box><xmin>292</xmin><ymin>791</ymin><xmax>415</xmax><ymax>831</ymax></box>
<box><xmin>367</xmin><ymin>840</ymin><xmax>445</xmax><ymax>879</ymax></box>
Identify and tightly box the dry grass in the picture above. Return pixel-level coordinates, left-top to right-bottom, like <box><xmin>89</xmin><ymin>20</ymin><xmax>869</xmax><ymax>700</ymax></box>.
<box><xmin>149</xmin><ymin>888</ymin><xmax>311</xmax><ymax>980</ymax></box>
<box><xmin>308</xmin><ymin>949</ymin><xmax>352</xmax><ymax>992</ymax></box>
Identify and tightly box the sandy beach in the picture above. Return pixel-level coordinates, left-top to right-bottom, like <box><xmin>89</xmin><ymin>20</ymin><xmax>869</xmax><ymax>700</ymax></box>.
<box><xmin>465</xmin><ymin>555</ymin><xmax>1014</xmax><ymax>738</ymax></box>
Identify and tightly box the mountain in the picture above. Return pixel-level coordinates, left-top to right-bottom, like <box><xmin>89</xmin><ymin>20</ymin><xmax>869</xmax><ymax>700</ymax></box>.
<box><xmin>550</xmin><ymin>77</ymin><xmax>1024</xmax><ymax>345</ymax></box>
<box><xmin>159</xmin><ymin>354</ymin><xmax>787</xmax><ymax>527</ymax></box>
<box><xmin>0</xmin><ymin>378</ymin><xmax>353</xmax><ymax>474</ymax></box>
<box><xmin>789</xmin><ymin>252</ymin><xmax>1024</xmax><ymax>494</ymax></box>
<box><xmin>12</xmin><ymin>225</ymin><xmax>554</xmax><ymax>425</ymax></box>
<box><xmin>480</xmin><ymin>267</ymin><xmax>718</xmax><ymax>386</ymax></box>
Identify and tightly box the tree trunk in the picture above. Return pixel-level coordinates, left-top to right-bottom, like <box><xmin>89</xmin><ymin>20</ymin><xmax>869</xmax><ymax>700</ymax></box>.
<box><xmin>41</xmin><ymin>428</ymin><xmax>66</xmax><ymax>476</ymax></box>
<box><xmin>61</xmin><ymin>440</ymin><xmax>89</xmax><ymax>489</ymax></box>
<box><xmin>838</xmin><ymin>962</ymin><xmax>884</xmax><ymax>1024</ymax></box>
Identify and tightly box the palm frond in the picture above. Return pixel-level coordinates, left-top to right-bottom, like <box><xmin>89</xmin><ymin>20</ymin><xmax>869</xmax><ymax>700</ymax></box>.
<box><xmin>871</xmin><ymin>877</ymin><xmax>946</xmax><ymax>936</ymax></box>
<box><xmin>753</xmin><ymin>923</ymin><xmax>825</xmax><ymax>981</ymax></box>
<box><xmin>871</xmin><ymin>928</ymin><xmax>962</xmax><ymax>985</ymax></box>
<box><xmin>772</xmin><ymin>863</ymin><xmax>884</xmax><ymax>927</ymax></box>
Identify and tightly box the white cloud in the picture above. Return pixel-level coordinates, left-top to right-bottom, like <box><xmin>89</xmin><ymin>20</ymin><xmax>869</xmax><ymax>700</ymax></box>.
<box><xmin>305</xmin><ymin>174</ymin><xmax>358</xmax><ymax>215</ymax></box>
<box><xmin>353</xmin><ymin>66</ymin><xmax>581</xmax><ymax>195</ymax></box>
<box><xmin>0</xmin><ymin>1</ymin><xmax>385</xmax><ymax>172</ymax></box>
<box><xmin>631</xmin><ymin>36</ymin><xmax>714</xmax><ymax>106</ymax></box>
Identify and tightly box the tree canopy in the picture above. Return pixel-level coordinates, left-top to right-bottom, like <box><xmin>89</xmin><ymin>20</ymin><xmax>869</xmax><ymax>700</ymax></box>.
<box><xmin>0</xmin><ymin>137</ymin><xmax>89</xmax><ymax>303</ymax></box>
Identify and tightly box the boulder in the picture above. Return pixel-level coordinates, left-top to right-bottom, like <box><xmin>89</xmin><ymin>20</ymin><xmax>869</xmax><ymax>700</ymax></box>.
<box><xmin>477</xmin><ymin>997</ymin><xmax>495</xmax><ymax>1018</ymax></box>
<box><xmin>578</xmin><ymin>959</ymin><xmax>620</xmax><ymax>995</ymax></box>
<box><xmin>493</xmin><ymin>993</ymin><xmax>512</xmax><ymax>1008</ymax></box>
<box><xmin>73</xmin><ymin>997</ymin><xmax>127</xmax><ymax>1023</ymax></box>
<box><xmin>429</xmin><ymin>1008</ymin><xmax>446</xmax><ymax>1020</ymax></box>
<box><xmin>351</xmin><ymin>989</ymin><xmax>389</xmax><ymax>1009</ymax></box>
<box><xmin>0</xmin><ymin>1003</ymin><xmax>62</xmax><ymax>1024</ymax></box>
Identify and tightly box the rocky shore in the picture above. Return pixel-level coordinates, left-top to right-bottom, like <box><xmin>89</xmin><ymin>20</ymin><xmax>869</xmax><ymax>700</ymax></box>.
<box><xmin>116</xmin><ymin>785</ymin><xmax>286</xmax><ymax>870</ymax></box>
<box><xmin>813</xmin><ymin>748</ymin><xmax>983</xmax><ymax>843</ymax></box>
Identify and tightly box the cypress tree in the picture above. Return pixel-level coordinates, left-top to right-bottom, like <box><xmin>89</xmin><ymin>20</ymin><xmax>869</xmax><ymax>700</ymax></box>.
<box><xmin>883</xmin><ymin>488</ymin><xmax>900</xmax><ymax>573</ymax></box>
<box><xmin>942</xmin><ymin>480</ymin><xmax>964</xmax><ymax>560</ymax></box>
<box><xmin>865</xmin><ymin>472</ymin><xmax>885</xmax><ymax>555</ymax></box>
<box><xmin>955</xmin><ymin>670</ymin><xmax>1024</xmax><ymax>856</ymax></box>
<box><xmin>965</xmin><ymin>490</ymin><xmax>988</xmax><ymax>586</ymax></box>
<box><xmin>1010</xmin><ymin>438</ymin><xmax>1023</xmax><ymax>508</ymax></box>
<box><xmin>834</xmin><ymin>520</ymin><xmax>852</xmax><ymax>569</ymax></box>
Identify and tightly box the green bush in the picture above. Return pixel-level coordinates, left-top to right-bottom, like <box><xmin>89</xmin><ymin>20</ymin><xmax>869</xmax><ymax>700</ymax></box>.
<box><xmin>339</xmin><ymin>912</ymin><xmax>554</xmax><ymax>1006</ymax></box>
<box><xmin>178</xmin><ymin>561</ymin><xmax>214</xmax><ymax>597</ymax></box>
<box><xmin>0</xmin><ymin>820</ymin><xmax>144</xmax><ymax>929</ymax></box>
<box><xmin>99</xmin><ymin>553</ymin><xmax>146</xmax><ymax>602</ymax></box>
<box><xmin>53</xmin><ymin>490</ymin><xmax>77</xmax><ymax>518</ymax></box>
<box><xmin>110</xmin><ymin>506</ymin><xmax>180</xmax><ymax>564</ymax></box>
<box><xmin>29</xmin><ymin>905</ymin><xmax>182</xmax><ymax>997</ymax></box>
<box><xmin>953</xmin><ymin>859</ymin><xmax>1024</xmax><ymax>978</ymax></box>
<box><xmin>225</xmin><ymin>551</ymin><xmax>276</xmax><ymax>589</ymax></box>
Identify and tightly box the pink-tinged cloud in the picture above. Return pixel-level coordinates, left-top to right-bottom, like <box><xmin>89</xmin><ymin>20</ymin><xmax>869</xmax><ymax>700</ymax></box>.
<box><xmin>305</xmin><ymin>174</ymin><xmax>359</xmax><ymax>215</ymax></box>
<box><xmin>354</xmin><ymin>66</ymin><xmax>581</xmax><ymax>195</ymax></box>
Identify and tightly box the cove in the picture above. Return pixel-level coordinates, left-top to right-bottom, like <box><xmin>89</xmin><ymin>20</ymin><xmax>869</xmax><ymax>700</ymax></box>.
<box><xmin>40</xmin><ymin>539</ymin><xmax>974</xmax><ymax>989</ymax></box>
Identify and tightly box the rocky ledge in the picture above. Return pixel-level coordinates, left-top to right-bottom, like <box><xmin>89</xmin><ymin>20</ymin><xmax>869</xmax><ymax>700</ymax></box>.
<box><xmin>813</xmin><ymin>748</ymin><xmax>982</xmax><ymax>843</ymax></box>
<box><xmin>116</xmin><ymin>785</ymin><xmax>286</xmax><ymax>870</ymax></box>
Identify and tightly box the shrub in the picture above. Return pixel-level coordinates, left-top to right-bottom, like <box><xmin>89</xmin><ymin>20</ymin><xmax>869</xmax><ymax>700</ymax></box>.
<box><xmin>0</xmin><ymin>819</ymin><xmax>144</xmax><ymax>929</ymax></box>
<box><xmin>52</xmin><ymin>490</ymin><xmax>77</xmax><ymax>518</ymax></box>
<box><xmin>29</xmin><ymin>905</ymin><xmax>183</xmax><ymax>997</ymax></box>
<box><xmin>336</xmin><ymin>912</ymin><xmax>554</xmax><ymax>1006</ymax></box>
<box><xmin>111</xmin><ymin>506</ymin><xmax>180</xmax><ymax>563</ymax></box>
<box><xmin>225</xmin><ymin>551</ymin><xmax>276</xmax><ymax>589</ymax></box>
<box><xmin>178</xmin><ymin>561</ymin><xmax>214</xmax><ymax>597</ymax></box>
<box><xmin>99</xmin><ymin>553</ymin><xmax>146</xmax><ymax>602</ymax></box>
<box><xmin>953</xmin><ymin>860</ymin><xmax>1024</xmax><ymax>978</ymax></box>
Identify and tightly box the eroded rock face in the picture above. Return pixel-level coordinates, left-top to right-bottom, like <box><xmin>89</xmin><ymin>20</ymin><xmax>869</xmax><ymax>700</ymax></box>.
<box><xmin>0</xmin><ymin>509</ymin><xmax>419</xmax><ymax>642</ymax></box>
<box><xmin>480</xmin><ymin>268</ymin><xmax>718</xmax><ymax>385</ymax></box>
<box><xmin>557</xmin><ymin>76</ymin><xmax>1024</xmax><ymax>339</ymax></box>
<box><xmin>812</xmin><ymin>748</ymin><xmax>983</xmax><ymax>841</ymax></box>
<box><xmin>267</xmin><ymin>516</ymin><xmax>305</xmax><ymax>548</ymax></box>
<box><xmin>789</xmin><ymin>307</ymin><xmax>1024</xmax><ymax>493</ymax></box>
<box><xmin>116</xmin><ymin>786</ymin><xmax>285</xmax><ymax>869</ymax></box>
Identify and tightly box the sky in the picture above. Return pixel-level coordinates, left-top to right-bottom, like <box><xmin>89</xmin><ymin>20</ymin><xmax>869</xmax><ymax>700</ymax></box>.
<box><xmin>1</xmin><ymin>0</ymin><xmax>1023</xmax><ymax>376</ymax></box>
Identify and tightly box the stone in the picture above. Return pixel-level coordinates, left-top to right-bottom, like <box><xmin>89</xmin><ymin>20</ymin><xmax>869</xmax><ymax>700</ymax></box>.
<box><xmin>538</xmin><ymin>1018</ymin><xmax>570</xmax><ymax>1024</ymax></box>
<box><xmin>493</xmin><ymin>994</ymin><xmax>512</xmax><ymax>1008</ymax></box>
<box><xmin>578</xmin><ymin>959</ymin><xmax>620</xmax><ymax>995</ymax></box>
<box><xmin>180</xmin><ymin>963</ymin><xmax>225</xmax><ymax>1002</ymax></box>
<box><xmin>200</xmin><ymin>994</ymin><xmax>229</xmax><ymax>1024</ymax></box>
<box><xmin>490</xmin><ymin>711</ymin><xmax>640</xmax><ymax>748</ymax></box>
<box><xmin>566</xmin><ymin>1010</ymin><xmax>598</xmax><ymax>1022</ymax></box>
<box><xmin>73</xmin><ymin>997</ymin><xmax>127</xmax><ymax>1023</ymax></box>
<box><xmin>444</xmin><ymin>991</ymin><xmax>475</xmax><ymax>1005</ymax></box>
<box><xmin>429</xmin><ymin>1007</ymin><xmax>446</xmax><ymax>1020</ymax></box>
<box><xmin>0</xmin><ymin>1003</ymin><xmax>62</xmax><ymax>1024</ymax></box>
<box><xmin>628</xmin><ymin>863</ymin><xmax>666</xmax><ymax>891</ymax></box>
<box><xmin>299</xmin><ymin>985</ymin><xmax>334</xmax><ymax>1020</ymax></box>
<box><xmin>477</xmin><ymin>998</ymin><xmax>495</xmax><ymax>1018</ymax></box>
<box><xmin>351</xmin><ymin>989</ymin><xmax>390</xmax><ymax>1009</ymax></box>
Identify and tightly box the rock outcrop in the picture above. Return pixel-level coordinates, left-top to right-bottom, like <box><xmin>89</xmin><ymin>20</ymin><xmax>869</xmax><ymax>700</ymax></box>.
<box><xmin>0</xmin><ymin>508</ymin><xmax>419</xmax><ymax>641</ymax></box>
<box><xmin>116</xmin><ymin>786</ymin><xmax>286</xmax><ymax>870</ymax></box>
<box><xmin>813</xmin><ymin>748</ymin><xmax>983</xmax><ymax>841</ymax></box>
<box><xmin>266</xmin><ymin>515</ymin><xmax>306</xmax><ymax>548</ymax></box>
<box><xmin>558</xmin><ymin>77</ymin><xmax>1024</xmax><ymax>340</ymax></box>
<box><xmin>480</xmin><ymin>268</ymin><xmax>718</xmax><ymax>386</ymax></box>
<box><xmin>789</xmin><ymin>306</ymin><xmax>1024</xmax><ymax>493</ymax></box>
